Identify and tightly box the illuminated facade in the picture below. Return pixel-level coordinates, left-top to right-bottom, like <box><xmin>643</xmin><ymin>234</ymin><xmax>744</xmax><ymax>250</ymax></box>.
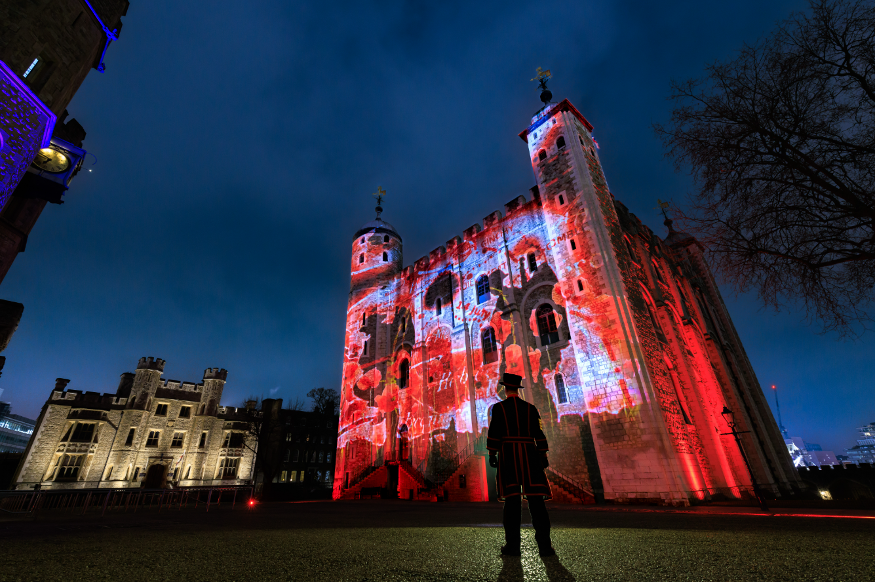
<box><xmin>12</xmin><ymin>357</ymin><xmax>255</xmax><ymax>490</ymax></box>
<box><xmin>334</xmin><ymin>99</ymin><xmax>800</xmax><ymax>505</ymax></box>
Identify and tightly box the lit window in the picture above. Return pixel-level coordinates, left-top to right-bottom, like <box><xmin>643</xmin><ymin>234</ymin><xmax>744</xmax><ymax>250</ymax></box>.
<box><xmin>23</xmin><ymin>58</ymin><xmax>39</xmax><ymax>78</ymax></box>
<box><xmin>436</xmin><ymin>298</ymin><xmax>442</xmax><ymax>315</ymax></box>
<box><xmin>476</xmin><ymin>275</ymin><xmax>490</xmax><ymax>304</ymax></box>
<box><xmin>382</xmin><ymin>251</ymin><xmax>388</xmax><ymax>262</ymax></box>
<box><xmin>55</xmin><ymin>454</ymin><xmax>84</xmax><ymax>481</ymax></box>
<box><xmin>557</xmin><ymin>136</ymin><xmax>566</xmax><ymax>150</ymax></box>
<box><xmin>218</xmin><ymin>457</ymin><xmax>239</xmax><ymax>479</ymax></box>
<box><xmin>146</xmin><ymin>431</ymin><xmax>160</xmax><ymax>447</ymax></box>
<box><xmin>555</xmin><ymin>374</ymin><xmax>568</xmax><ymax>404</ymax></box>
<box><xmin>482</xmin><ymin>328</ymin><xmax>498</xmax><ymax>364</ymax></box>
<box><xmin>538</xmin><ymin>150</ymin><xmax>547</xmax><ymax>161</ymax></box>
<box><xmin>171</xmin><ymin>433</ymin><xmax>185</xmax><ymax>448</ymax></box>
<box><xmin>281</xmin><ymin>470</ymin><xmax>288</xmax><ymax>482</ymax></box>
<box><xmin>536</xmin><ymin>304</ymin><xmax>560</xmax><ymax>346</ymax></box>
<box><xmin>398</xmin><ymin>360</ymin><xmax>410</xmax><ymax>389</ymax></box>
<box><xmin>528</xmin><ymin>253</ymin><xmax>537</xmax><ymax>272</ymax></box>
<box><xmin>155</xmin><ymin>403</ymin><xmax>168</xmax><ymax>416</ymax></box>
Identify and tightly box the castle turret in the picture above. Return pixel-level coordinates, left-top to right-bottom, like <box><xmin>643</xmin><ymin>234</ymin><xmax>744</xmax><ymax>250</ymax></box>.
<box><xmin>128</xmin><ymin>357</ymin><xmax>165</xmax><ymax>410</ymax></box>
<box><xmin>202</xmin><ymin>367</ymin><xmax>228</xmax><ymax>416</ymax></box>
<box><xmin>350</xmin><ymin>198</ymin><xmax>402</xmax><ymax>296</ymax></box>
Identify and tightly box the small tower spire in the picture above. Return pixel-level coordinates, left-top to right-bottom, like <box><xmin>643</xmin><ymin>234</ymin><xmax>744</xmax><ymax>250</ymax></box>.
<box><xmin>531</xmin><ymin>67</ymin><xmax>552</xmax><ymax>105</ymax></box>
<box><xmin>657</xmin><ymin>199</ymin><xmax>675</xmax><ymax>233</ymax></box>
<box><xmin>372</xmin><ymin>186</ymin><xmax>386</xmax><ymax>219</ymax></box>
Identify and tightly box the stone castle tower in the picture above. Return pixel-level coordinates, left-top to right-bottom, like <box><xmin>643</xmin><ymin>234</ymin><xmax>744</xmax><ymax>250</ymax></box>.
<box><xmin>334</xmin><ymin>97</ymin><xmax>800</xmax><ymax>505</ymax></box>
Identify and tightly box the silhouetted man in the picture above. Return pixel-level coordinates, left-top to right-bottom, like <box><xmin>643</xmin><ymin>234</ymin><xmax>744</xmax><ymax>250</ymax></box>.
<box><xmin>487</xmin><ymin>373</ymin><xmax>555</xmax><ymax>557</ymax></box>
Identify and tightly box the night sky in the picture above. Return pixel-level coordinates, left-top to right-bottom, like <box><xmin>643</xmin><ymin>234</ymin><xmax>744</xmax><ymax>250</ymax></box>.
<box><xmin>2</xmin><ymin>0</ymin><xmax>872</xmax><ymax>454</ymax></box>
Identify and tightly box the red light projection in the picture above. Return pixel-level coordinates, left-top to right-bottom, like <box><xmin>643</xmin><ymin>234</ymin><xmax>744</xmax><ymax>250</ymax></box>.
<box><xmin>334</xmin><ymin>99</ymin><xmax>800</xmax><ymax>505</ymax></box>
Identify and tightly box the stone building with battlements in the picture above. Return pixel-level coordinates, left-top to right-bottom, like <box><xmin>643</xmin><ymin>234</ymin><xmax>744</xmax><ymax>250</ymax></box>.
<box><xmin>334</xmin><ymin>97</ymin><xmax>800</xmax><ymax>505</ymax></box>
<box><xmin>11</xmin><ymin>357</ymin><xmax>255</xmax><ymax>490</ymax></box>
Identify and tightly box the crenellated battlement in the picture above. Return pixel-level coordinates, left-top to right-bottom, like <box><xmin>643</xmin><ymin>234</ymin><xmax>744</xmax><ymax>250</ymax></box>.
<box><xmin>428</xmin><ymin>246</ymin><xmax>446</xmax><ymax>262</ymax></box>
<box><xmin>463</xmin><ymin>223</ymin><xmax>481</xmax><ymax>241</ymax></box>
<box><xmin>483</xmin><ymin>210</ymin><xmax>503</xmax><ymax>229</ymax></box>
<box><xmin>137</xmin><ymin>356</ymin><xmax>165</xmax><ymax>372</ymax></box>
<box><xmin>50</xmin><ymin>388</ymin><xmax>126</xmax><ymax>409</ymax></box>
<box><xmin>203</xmin><ymin>368</ymin><xmax>228</xmax><ymax>381</ymax></box>
<box><xmin>445</xmin><ymin>236</ymin><xmax>462</xmax><ymax>250</ymax></box>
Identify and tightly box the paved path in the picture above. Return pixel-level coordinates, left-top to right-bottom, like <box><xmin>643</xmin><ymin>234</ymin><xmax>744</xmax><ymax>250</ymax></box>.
<box><xmin>1</xmin><ymin>500</ymin><xmax>873</xmax><ymax>581</ymax></box>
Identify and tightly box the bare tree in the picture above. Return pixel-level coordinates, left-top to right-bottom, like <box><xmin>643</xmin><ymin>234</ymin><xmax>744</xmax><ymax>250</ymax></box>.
<box><xmin>655</xmin><ymin>0</ymin><xmax>875</xmax><ymax>335</ymax></box>
<box><xmin>307</xmin><ymin>387</ymin><xmax>340</xmax><ymax>417</ymax></box>
<box><xmin>239</xmin><ymin>395</ymin><xmax>285</xmax><ymax>497</ymax></box>
<box><xmin>285</xmin><ymin>395</ymin><xmax>306</xmax><ymax>411</ymax></box>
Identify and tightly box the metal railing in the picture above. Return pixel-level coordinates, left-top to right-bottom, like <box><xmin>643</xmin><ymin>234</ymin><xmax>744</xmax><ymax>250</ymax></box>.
<box><xmin>416</xmin><ymin>434</ymin><xmax>487</xmax><ymax>488</ymax></box>
<box><xmin>0</xmin><ymin>484</ymin><xmax>255</xmax><ymax>518</ymax></box>
<box><xmin>545</xmin><ymin>467</ymin><xmax>595</xmax><ymax>500</ymax></box>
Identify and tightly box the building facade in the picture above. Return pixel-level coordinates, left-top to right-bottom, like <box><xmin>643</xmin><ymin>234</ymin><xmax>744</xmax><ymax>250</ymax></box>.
<box><xmin>846</xmin><ymin>422</ymin><xmax>875</xmax><ymax>465</ymax></box>
<box><xmin>12</xmin><ymin>357</ymin><xmax>255</xmax><ymax>490</ymax></box>
<box><xmin>0</xmin><ymin>399</ymin><xmax>36</xmax><ymax>454</ymax></box>
<box><xmin>0</xmin><ymin>0</ymin><xmax>129</xmax><ymax>284</ymax></box>
<box><xmin>334</xmin><ymin>98</ymin><xmax>800</xmax><ymax>505</ymax></box>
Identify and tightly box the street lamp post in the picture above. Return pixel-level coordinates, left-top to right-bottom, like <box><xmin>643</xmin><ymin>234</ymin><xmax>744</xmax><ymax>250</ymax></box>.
<box><xmin>720</xmin><ymin>406</ymin><xmax>769</xmax><ymax>512</ymax></box>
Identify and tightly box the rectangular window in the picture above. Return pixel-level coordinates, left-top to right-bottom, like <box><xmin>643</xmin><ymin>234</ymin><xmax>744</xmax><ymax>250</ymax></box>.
<box><xmin>132</xmin><ymin>467</ymin><xmax>140</xmax><ymax>480</ymax></box>
<box><xmin>124</xmin><ymin>428</ymin><xmax>135</xmax><ymax>446</ymax></box>
<box><xmin>199</xmin><ymin>432</ymin><xmax>208</xmax><ymax>449</ymax></box>
<box><xmin>155</xmin><ymin>403</ymin><xmax>168</xmax><ymax>416</ymax></box>
<box><xmin>146</xmin><ymin>430</ymin><xmax>160</xmax><ymax>447</ymax></box>
<box><xmin>171</xmin><ymin>433</ymin><xmax>185</xmax><ymax>448</ymax></box>
<box><xmin>56</xmin><ymin>454</ymin><xmax>84</xmax><ymax>481</ymax></box>
<box><xmin>70</xmin><ymin>423</ymin><xmax>96</xmax><ymax>443</ymax></box>
<box><xmin>280</xmin><ymin>470</ymin><xmax>288</xmax><ymax>482</ymax></box>
<box><xmin>284</xmin><ymin>449</ymin><xmax>290</xmax><ymax>462</ymax></box>
<box><xmin>459</xmin><ymin>474</ymin><xmax>467</xmax><ymax>488</ymax></box>
<box><xmin>569</xmin><ymin>239</ymin><xmax>577</xmax><ymax>251</ymax></box>
<box><xmin>218</xmin><ymin>457</ymin><xmax>240</xmax><ymax>479</ymax></box>
<box><xmin>222</xmin><ymin>432</ymin><xmax>244</xmax><ymax>448</ymax></box>
<box><xmin>23</xmin><ymin>58</ymin><xmax>39</xmax><ymax>78</ymax></box>
<box><xmin>179</xmin><ymin>406</ymin><xmax>191</xmax><ymax>418</ymax></box>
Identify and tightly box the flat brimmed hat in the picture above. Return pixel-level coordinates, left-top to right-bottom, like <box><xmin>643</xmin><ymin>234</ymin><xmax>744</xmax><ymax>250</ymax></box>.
<box><xmin>499</xmin><ymin>373</ymin><xmax>523</xmax><ymax>389</ymax></box>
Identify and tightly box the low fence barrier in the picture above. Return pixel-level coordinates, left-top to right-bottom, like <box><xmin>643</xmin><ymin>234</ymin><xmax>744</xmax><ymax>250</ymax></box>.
<box><xmin>0</xmin><ymin>485</ymin><xmax>255</xmax><ymax>518</ymax></box>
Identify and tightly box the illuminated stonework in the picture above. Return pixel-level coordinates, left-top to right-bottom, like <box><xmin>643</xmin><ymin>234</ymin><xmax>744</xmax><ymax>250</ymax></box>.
<box><xmin>334</xmin><ymin>99</ymin><xmax>800</xmax><ymax>505</ymax></box>
<box><xmin>12</xmin><ymin>358</ymin><xmax>255</xmax><ymax>490</ymax></box>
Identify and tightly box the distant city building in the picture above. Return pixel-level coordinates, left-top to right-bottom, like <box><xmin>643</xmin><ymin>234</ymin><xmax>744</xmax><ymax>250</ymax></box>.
<box><xmin>0</xmin><ymin>400</ymin><xmax>35</xmax><ymax>453</ymax></box>
<box><xmin>785</xmin><ymin>437</ymin><xmax>837</xmax><ymax>467</ymax></box>
<box><xmin>846</xmin><ymin>422</ymin><xmax>875</xmax><ymax>465</ymax></box>
<box><xmin>12</xmin><ymin>357</ymin><xmax>255</xmax><ymax>490</ymax></box>
<box><xmin>260</xmin><ymin>402</ymin><xmax>338</xmax><ymax>492</ymax></box>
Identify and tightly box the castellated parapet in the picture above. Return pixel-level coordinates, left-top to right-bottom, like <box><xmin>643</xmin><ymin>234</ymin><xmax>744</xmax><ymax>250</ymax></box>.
<box><xmin>11</xmin><ymin>357</ymin><xmax>253</xmax><ymax>491</ymax></box>
<box><xmin>203</xmin><ymin>368</ymin><xmax>228</xmax><ymax>381</ymax></box>
<box><xmin>137</xmin><ymin>357</ymin><xmax>166</xmax><ymax>372</ymax></box>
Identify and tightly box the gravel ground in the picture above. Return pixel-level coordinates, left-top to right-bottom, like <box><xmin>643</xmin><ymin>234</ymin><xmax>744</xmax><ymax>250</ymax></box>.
<box><xmin>0</xmin><ymin>501</ymin><xmax>872</xmax><ymax>581</ymax></box>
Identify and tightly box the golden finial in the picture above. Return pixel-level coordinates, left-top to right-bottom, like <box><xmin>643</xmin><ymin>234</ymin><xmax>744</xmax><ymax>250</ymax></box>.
<box><xmin>531</xmin><ymin>67</ymin><xmax>553</xmax><ymax>104</ymax></box>
<box><xmin>531</xmin><ymin>67</ymin><xmax>552</xmax><ymax>83</ymax></box>
<box><xmin>373</xmin><ymin>186</ymin><xmax>386</xmax><ymax>218</ymax></box>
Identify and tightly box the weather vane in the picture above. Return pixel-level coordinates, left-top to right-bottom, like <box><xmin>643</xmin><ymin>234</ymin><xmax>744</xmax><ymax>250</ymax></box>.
<box><xmin>531</xmin><ymin>67</ymin><xmax>553</xmax><ymax>104</ymax></box>
<box><xmin>373</xmin><ymin>186</ymin><xmax>386</xmax><ymax>218</ymax></box>
<box><xmin>656</xmin><ymin>199</ymin><xmax>670</xmax><ymax>219</ymax></box>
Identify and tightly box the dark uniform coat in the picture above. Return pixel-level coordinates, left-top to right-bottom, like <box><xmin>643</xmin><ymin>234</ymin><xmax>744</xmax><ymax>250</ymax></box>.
<box><xmin>487</xmin><ymin>395</ymin><xmax>552</xmax><ymax>500</ymax></box>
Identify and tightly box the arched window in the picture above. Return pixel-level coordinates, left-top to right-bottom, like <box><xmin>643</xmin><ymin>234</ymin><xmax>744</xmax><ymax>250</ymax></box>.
<box><xmin>538</xmin><ymin>149</ymin><xmax>547</xmax><ymax>161</ymax></box>
<box><xmin>625</xmin><ymin>237</ymin><xmax>638</xmax><ymax>263</ymax></box>
<box><xmin>361</xmin><ymin>237</ymin><xmax>365</xmax><ymax>243</ymax></box>
<box><xmin>536</xmin><ymin>304</ymin><xmax>560</xmax><ymax>346</ymax></box>
<box><xmin>436</xmin><ymin>298</ymin><xmax>442</xmax><ymax>315</ymax></box>
<box><xmin>558</xmin><ymin>194</ymin><xmax>565</xmax><ymax>205</ymax></box>
<box><xmin>383</xmin><ymin>235</ymin><xmax>389</xmax><ymax>243</ymax></box>
<box><xmin>398</xmin><ymin>359</ymin><xmax>409</xmax><ymax>389</ymax></box>
<box><xmin>476</xmin><ymin>275</ymin><xmax>490</xmax><ymax>304</ymax></box>
<box><xmin>359</xmin><ymin>254</ymin><xmax>364</xmax><ymax>264</ymax></box>
<box><xmin>382</xmin><ymin>251</ymin><xmax>388</xmax><ymax>262</ymax></box>
<box><xmin>651</xmin><ymin>260</ymin><xmax>665</xmax><ymax>284</ymax></box>
<box><xmin>362</xmin><ymin>312</ymin><xmax>367</xmax><ymax>326</ymax></box>
<box><xmin>557</xmin><ymin>136</ymin><xmax>566</xmax><ymax>150</ymax></box>
<box><xmin>555</xmin><ymin>374</ymin><xmax>567</xmax><ymax>404</ymax></box>
<box><xmin>528</xmin><ymin>253</ymin><xmax>537</xmax><ymax>272</ymax></box>
<box><xmin>482</xmin><ymin>328</ymin><xmax>498</xmax><ymax>364</ymax></box>
<box><xmin>400</xmin><ymin>318</ymin><xmax>405</xmax><ymax>334</ymax></box>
